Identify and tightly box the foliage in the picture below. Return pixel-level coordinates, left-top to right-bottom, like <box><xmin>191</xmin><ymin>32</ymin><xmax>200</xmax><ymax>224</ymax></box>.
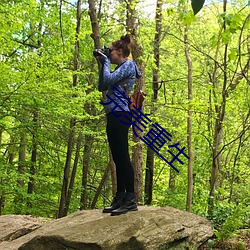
<box><xmin>214</xmin><ymin>205</ymin><xmax>250</xmax><ymax>240</ymax></box>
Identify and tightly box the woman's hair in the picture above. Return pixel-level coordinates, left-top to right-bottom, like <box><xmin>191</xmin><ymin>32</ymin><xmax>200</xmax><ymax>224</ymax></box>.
<box><xmin>112</xmin><ymin>34</ymin><xmax>131</xmax><ymax>57</ymax></box>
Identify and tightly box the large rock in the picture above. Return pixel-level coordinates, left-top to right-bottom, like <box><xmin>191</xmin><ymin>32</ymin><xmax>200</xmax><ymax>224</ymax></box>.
<box><xmin>0</xmin><ymin>214</ymin><xmax>49</xmax><ymax>243</ymax></box>
<box><xmin>0</xmin><ymin>206</ymin><xmax>213</xmax><ymax>250</ymax></box>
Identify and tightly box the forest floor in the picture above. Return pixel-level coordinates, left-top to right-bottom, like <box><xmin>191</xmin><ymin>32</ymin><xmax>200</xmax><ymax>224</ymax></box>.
<box><xmin>200</xmin><ymin>230</ymin><xmax>250</xmax><ymax>249</ymax></box>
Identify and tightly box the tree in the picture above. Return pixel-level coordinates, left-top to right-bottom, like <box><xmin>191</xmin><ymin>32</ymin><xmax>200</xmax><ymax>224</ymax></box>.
<box><xmin>184</xmin><ymin>24</ymin><xmax>193</xmax><ymax>212</ymax></box>
<box><xmin>144</xmin><ymin>0</ymin><xmax>163</xmax><ymax>205</ymax></box>
<box><xmin>126</xmin><ymin>0</ymin><xmax>145</xmax><ymax>203</ymax></box>
<box><xmin>208</xmin><ymin>0</ymin><xmax>250</xmax><ymax>216</ymax></box>
<box><xmin>58</xmin><ymin>0</ymin><xmax>82</xmax><ymax>218</ymax></box>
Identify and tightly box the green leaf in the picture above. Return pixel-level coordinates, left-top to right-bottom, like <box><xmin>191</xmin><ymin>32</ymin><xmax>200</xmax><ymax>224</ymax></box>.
<box><xmin>221</xmin><ymin>29</ymin><xmax>232</xmax><ymax>44</ymax></box>
<box><xmin>181</xmin><ymin>10</ymin><xmax>196</xmax><ymax>26</ymax></box>
<box><xmin>191</xmin><ymin>0</ymin><xmax>205</xmax><ymax>15</ymax></box>
<box><xmin>208</xmin><ymin>239</ymin><xmax>215</xmax><ymax>249</ymax></box>
<box><xmin>228</xmin><ymin>48</ymin><xmax>238</xmax><ymax>61</ymax></box>
<box><xmin>167</xmin><ymin>8</ymin><xmax>174</xmax><ymax>16</ymax></box>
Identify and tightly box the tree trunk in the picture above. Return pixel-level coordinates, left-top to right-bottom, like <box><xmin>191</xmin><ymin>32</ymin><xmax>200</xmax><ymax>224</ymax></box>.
<box><xmin>58</xmin><ymin>0</ymin><xmax>81</xmax><ymax>218</ymax></box>
<box><xmin>80</xmin><ymin>135</ymin><xmax>93</xmax><ymax>210</ymax></box>
<box><xmin>27</xmin><ymin>6</ymin><xmax>43</xmax><ymax>207</ymax></box>
<box><xmin>0</xmin><ymin>127</ymin><xmax>4</xmax><ymax>213</ymax></box>
<box><xmin>65</xmin><ymin>133</ymin><xmax>82</xmax><ymax>215</ymax></box>
<box><xmin>72</xmin><ymin>0</ymin><xmax>81</xmax><ymax>88</ymax></box>
<box><xmin>27</xmin><ymin>110</ymin><xmax>38</xmax><ymax>208</ymax></box>
<box><xmin>0</xmin><ymin>128</ymin><xmax>5</xmax><ymax>213</ymax></box>
<box><xmin>88</xmin><ymin>0</ymin><xmax>117</xmax><ymax>199</ymax></box>
<box><xmin>58</xmin><ymin>119</ymin><xmax>75</xmax><ymax>218</ymax></box>
<box><xmin>184</xmin><ymin>25</ymin><xmax>193</xmax><ymax>212</ymax></box>
<box><xmin>87</xmin><ymin>0</ymin><xmax>101</xmax><ymax>49</ymax></box>
<box><xmin>168</xmin><ymin>94</ymin><xmax>177</xmax><ymax>190</ymax></box>
<box><xmin>18</xmin><ymin>135</ymin><xmax>26</xmax><ymax>187</ymax></box>
<box><xmin>91</xmin><ymin>163</ymin><xmax>110</xmax><ymax>209</ymax></box>
<box><xmin>229</xmin><ymin>108</ymin><xmax>250</xmax><ymax>202</ymax></box>
<box><xmin>7</xmin><ymin>137</ymin><xmax>15</xmax><ymax>164</ymax></box>
<box><xmin>144</xmin><ymin>0</ymin><xmax>163</xmax><ymax>205</ymax></box>
<box><xmin>208</xmin><ymin>0</ymin><xmax>227</xmax><ymax>216</ymax></box>
<box><xmin>169</xmin><ymin>168</ymin><xmax>177</xmax><ymax>190</ymax></box>
<box><xmin>126</xmin><ymin>0</ymin><xmax>145</xmax><ymax>203</ymax></box>
<box><xmin>15</xmin><ymin>134</ymin><xmax>27</xmax><ymax>214</ymax></box>
<box><xmin>0</xmin><ymin>193</ymin><xmax>4</xmax><ymax>215</ymax></box>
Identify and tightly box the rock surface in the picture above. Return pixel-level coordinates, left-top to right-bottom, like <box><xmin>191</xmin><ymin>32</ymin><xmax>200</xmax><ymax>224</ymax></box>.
<box><xmin>0</xmin><ymin>214</ymin><xmax>49</xmax><ymax>243</ymax></box>
<box><xmin>0</xmin><ymin>206</ymin><xmax>214</xmax><ymax>250</ymax></box>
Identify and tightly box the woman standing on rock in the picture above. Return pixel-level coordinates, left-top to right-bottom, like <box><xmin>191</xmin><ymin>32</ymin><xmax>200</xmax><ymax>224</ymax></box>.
<box><xmin>95</xmin><ymin>34</ymin><xmax>141</xmax><ymax>216</ymax></box>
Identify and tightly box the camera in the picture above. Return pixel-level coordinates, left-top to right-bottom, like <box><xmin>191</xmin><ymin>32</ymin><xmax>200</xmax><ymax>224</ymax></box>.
<box><xmin>93</xmin><ymin>46</ymin><xmax>111</xmax><ymax>58</ymax></box>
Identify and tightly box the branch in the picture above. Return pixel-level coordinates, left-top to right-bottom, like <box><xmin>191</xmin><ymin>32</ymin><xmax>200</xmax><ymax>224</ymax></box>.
<box><xmin>229</xmin><ymin>14</ymin><xmax>250</xmax><ymax>87</ymax></box>
<box><xmin>165</xmin><ymin>31</ymin><xmax>225</xmax><ymax>72</ymax></box>
<box><xmin>2</xmin><ymin>32</ymin><xmax>36</xmax><ymax>57</ymax></box>
<box><xmin>12</xmin><ymin>39</ymin><xmax>41</xmax><ymax>49</ymax></box>
<box><xmin>228</xmin><ymin>57</ymin><xmax>250</xmax><ymax>92</ymax></box>
<box><xmin>0</xmin><ymin>70</ymin><xmax>36</xmax><ymax>107</ymax></box>
<box><xmin>214</xmin><ymin>108</ymin><xmax>250</xmax><ymax>159</ymax></box>
<box><xmin>61</xmin><ymin>0</ymin><xmax>76</xmax><ymax>7</ymax></box>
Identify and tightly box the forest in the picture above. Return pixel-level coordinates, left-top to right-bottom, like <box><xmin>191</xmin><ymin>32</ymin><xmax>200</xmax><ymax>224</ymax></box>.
<box><xmin>0</xmin><ymin>0</ymin><xmax>249</xmax><ymax>248</ymax></box>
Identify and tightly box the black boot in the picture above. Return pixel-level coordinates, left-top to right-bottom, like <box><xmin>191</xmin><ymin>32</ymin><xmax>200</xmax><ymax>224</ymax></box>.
<box><xmin>111</xmin><ymin>192</ymin><xmax>138</xmax><ymax>216</ymax></box>
<box><xmin>102</xmin><ymin>192</ymin><xmax>125</xmax><ymax>213</ymax></box>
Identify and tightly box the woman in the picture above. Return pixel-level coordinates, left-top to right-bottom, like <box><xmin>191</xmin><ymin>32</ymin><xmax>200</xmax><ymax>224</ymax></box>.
<box><xmin>96</xmin><ymin>34</ymin><xmax>142</xmax><ymax>216</ymax></box>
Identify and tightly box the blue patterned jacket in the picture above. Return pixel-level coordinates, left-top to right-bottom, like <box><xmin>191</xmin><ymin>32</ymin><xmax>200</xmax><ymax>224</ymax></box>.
<box><xmin>98</xmin><ymin>58</ymin><xmax>142</xmax><ymax>114</ymax></box>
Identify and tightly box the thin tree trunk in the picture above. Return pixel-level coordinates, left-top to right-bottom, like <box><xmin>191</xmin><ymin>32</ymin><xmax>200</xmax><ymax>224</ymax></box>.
<box><xmin>15</xmin><ymin>134</ymin><xmax>27</xmax><ymax>214</ymax></box>
<box><xmin>144</xmin><ymin>0</ymin><xmax>163</xmax><ymax>205</ymax></box>
<box><xmin>80</xmin><ymin>0</ymin><xmax>102</xmax><ymax>210</ymax></box>
<box><xmin>168</xmin><ymin>93</ymin><xmax>177</xmax><ymax>189</ymax></box>
<box><xmin>27</xmin><ymin>21</ymin><xmax>36</xmax><ymax>203</ymax></box>
<box><xmin>0</xmin><ymin>127</ymin><xmax>4</xmax><ymax>213</ymax></box>
<box><xmin>27</xmin><ymin>110</ymin><xmax>38</xmax><ymax>209</ymax></box>
<box><xmin>126</xmin><ymin>0</ymin><xmax>145</xmax><ymax>203</ymax></box>
<box><xmin>28</xmin><ymin>131</ymin><xmax>36</xmax><ymax>193</ymax></box>
<box><xmin>58</xmin><ymin>0</ymin><xmax>81</xmax><ymax>218</ymax></box>
<box><xmin>229</xmin><ymin>136</ymin><xmax>242</xmax><ymax>203</ymax></box>
<box><xmin>64</xmin><ymin>0</ymin><xmax>82</xmax><ymax>216</ymax></box>
<box><xmin>7</xmin><ymin>137</ymin><xmax>15</xmax><ymax>164</ymax></box>
<box><xmin>64</xmin><ymin>133</ymin><xmax>82</xmax><ymax>215</ymax></box>
<box><xmin>88</xmin><ymin>0</ymin><xmax>101</xmax><ymax>49</ymax></box>
<box><xmin>0</xmin><ymin>129</ymin><xmax>6</xmax><ymax>214</ymax></box>
<box><xmin>208</xmin><ymin>0</ymin><xmax>227</xmax><ymax>216</ymax></box>
<box><xmin>0</xmin><ymin>128</ymin><xmax>5</xmax><ymax>213</ymax></box>
<box><xmin>80</xmin><ymin>135</ymin><xmax>93</xmax><ymax>210</ymax></box>
<box><xmin>169</xmin><ymin>168</ymin><xmax>177</xmax><ymax>189</ymax></box>
<box><xmin>0</xmin><ymin>193</ymin><xmax>4</xmax><ymax>215</ymax></box>
<box><xmin>72</xmin><ymin>0</ymin><xmax>81</xmax><ymax>88</ymax></box>
<box><xmin>18</xmin><ymin>135</ymin><xmax>26</xmax><ymax>187</ymax></box>
<box><xmin>88</xmin><ymin>0</ymin><xmax>117</xmax><ymax>199</ymax></box>
<box><xmin>91</xmin><ymin>163</ymin><xmax>110</xmax><ymax>209</ymax></box>
<box><xmin>184</xmin><ymin>25</ymin><xmax>193</xmax><ymax>212</ymax></box>
<box><xmin>58</xmin><ymin>119</ymin><xmax>75</xmax><ymax>218</ymax></box>
<box><xmin>145</xmin><ymin>149</ymin><xmax>154</xmax><ymax>204</ymax></box>
<box><xmin>27</xmin><ymin>3</ymin><xmax>43</xmax><ymax>206</ymax></box>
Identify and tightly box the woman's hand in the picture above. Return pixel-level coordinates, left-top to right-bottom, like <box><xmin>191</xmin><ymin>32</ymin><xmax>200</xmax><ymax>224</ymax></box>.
<box><xmin>96</xmin><ymin>51</ymin><xmax>108</xmax><ymax>64</ymax></box>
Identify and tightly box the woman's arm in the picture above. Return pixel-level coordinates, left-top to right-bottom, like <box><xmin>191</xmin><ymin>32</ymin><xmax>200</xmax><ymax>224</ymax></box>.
<box><xmin>98</xmin><ymin>65</ymin><xmax>108</xmax><ymax>91</ymax></box>
<box><xmin>101</xmin><ymin>58</ymin><xmax>133</xmax><ymax>89</ymax></box>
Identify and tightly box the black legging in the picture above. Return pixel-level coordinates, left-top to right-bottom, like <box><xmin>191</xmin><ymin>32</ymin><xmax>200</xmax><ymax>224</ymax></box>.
<box><xmin>106</xmin><ymin>111</ymin><xmax>134</xmax><ymax>192</ymax></box>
